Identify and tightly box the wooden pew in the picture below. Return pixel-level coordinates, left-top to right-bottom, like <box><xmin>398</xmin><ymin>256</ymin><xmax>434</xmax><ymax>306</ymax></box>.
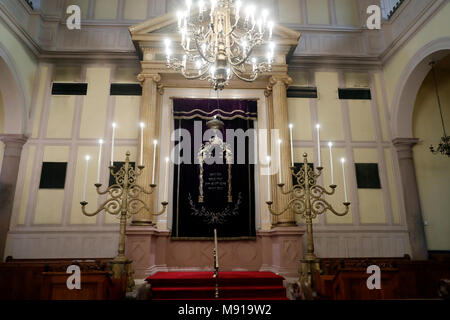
<box><xmin>41</xmin><ymin>271</ymin><xmax>125</xmax><ymax>300</ymax></box>
<box><xmin>331</xmin><ymin>268</ymin><xmax>400</xmax><ymax>300</ymax></box>
<box><xmin>315</xmin><ymin>255</ymin><xmax>450</xmax><ymax>300</ymax></box>
<box><xmin>0</xmin><ymin>258</ymin><xmax>124</xmax><ymax>300</ymax></box>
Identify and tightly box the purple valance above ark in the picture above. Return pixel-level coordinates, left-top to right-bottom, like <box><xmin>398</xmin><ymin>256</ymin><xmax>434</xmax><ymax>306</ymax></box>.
<box><xmin>172</xmin><ymin>98</ymin><xmax>258</xmax><ymax>120</ymax></box>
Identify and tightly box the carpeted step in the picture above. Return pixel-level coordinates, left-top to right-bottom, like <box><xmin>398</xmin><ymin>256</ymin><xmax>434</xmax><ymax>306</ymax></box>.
<box><xmin>148</xmin><ymin>272</ymin><xmax>284</xmax><ymax>288</ymax></box>
<box><xmin>152</xmin><ymin>285</ymin><xmax>287</xmax><ymax>300</ymax></box>
<box><xmin>147</xmin><ymin>272</ymin><xmax>288</xmax><ymax>300</ymax></box>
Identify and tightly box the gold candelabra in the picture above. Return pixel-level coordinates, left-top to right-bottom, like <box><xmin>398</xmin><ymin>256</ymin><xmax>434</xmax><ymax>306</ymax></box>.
<box><xmin>266</xmin><ymin>153</ymin><xmax>350</xmax><ymax>295</ymax></box>
<box><xmin>80</xmin><ymin>151</ymin><xmax>168</xmax><ymax>292</ymax></box>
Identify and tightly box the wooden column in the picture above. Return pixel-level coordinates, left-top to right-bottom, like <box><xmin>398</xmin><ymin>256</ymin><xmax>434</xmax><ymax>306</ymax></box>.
<box><xmin>133</xmin><ymin>73</ymin><xmax>164</xmax><ymax>226</ymax></box>
<box><xmin>267</xmin><ymin>75</ymin><xmax>296</xmax><ymax>226</ymax></box>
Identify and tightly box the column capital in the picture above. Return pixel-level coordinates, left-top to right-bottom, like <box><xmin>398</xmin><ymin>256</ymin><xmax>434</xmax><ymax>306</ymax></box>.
<box><xmin>0</xmin><ymin>134</ymin><xmax>28</xmax><ymax>146</ymax></box>
<box><xmin>392</xmin><ymin>138</ymin><xmax>419</xmax><ymax>148</ymax></box>
<box><xmin>137</xmin><ymin>73</ymin><xmax>161</xmax><ymax>84</ymax></box>
<box><xmin>137</xmin><ymin>73</ymin><xmax>164</xmax><ymax>95</ymax></box>
<box><xmin>393</xmin><ymin>138</ymin><xmax>419</xmax><ymax>160</ymax></box>
<box><xmin>268</xmin><ymin>74</ymin><xmax>293</xmax><ymax>88</ymax></box>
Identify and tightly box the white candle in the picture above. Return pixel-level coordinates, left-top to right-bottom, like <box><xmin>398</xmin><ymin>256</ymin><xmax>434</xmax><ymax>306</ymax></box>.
<box><xmin>267</xmin><ymin>156</ymin><xmax>271</xmax><ymax>202</ymax></box>
<box><xmin>288</xmin><ymin>124</ymin><xmax>294</xmax><ymax>167</ymax></box>
<box><xmin>214</xmin><ymin>228</ymin><xmax>219</xmax><ymax>269</ymax></box>
<box><xmin>164</xmin><ymin>157</ymin><xmax>170</xmax><ymax>202</ymax></box>
<box><xmin>328</xmin><ymin>142</ymin><xmax>334</xmax><ymax>185</ymax></box>
<box><xmin>152</xmin><ymin>140</ymin><xmax>158</xmax><ymax>185</ymax></box>
<box><xmin>97</xmin><ymin>139</ymin><xmax>103</xmax><ymax>184</ymax></box>
<box><xmin>111</xmin><ymin>123</ymin><xmax>116</xmax><ymax>166</ymax></box>
<box><xmin>316</xmin><ymin>124</ymin><xmax>321</xmax><ymax>167</ymax></box>
<box><xmin>83</xmin><ymin>155</ymin><xmax>90</xmax><ymax>202</ymax></box>
<box><xmin>277</xmin><ymin>139</ymin><xmax>282</xmax><ymax>184</ymax></box>
<box><xmin>341</xmin><ymin>158</ymin><xmax>348</xmax><ymax>203</ymax></box>
<box><xmin>139</xmin><ymin>122</ymin><xmax>145</xmax><ymax>167</ymax></box>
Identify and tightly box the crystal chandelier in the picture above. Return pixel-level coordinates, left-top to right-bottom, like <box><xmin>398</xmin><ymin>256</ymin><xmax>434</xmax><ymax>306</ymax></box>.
<box><xmin>163</xmin><ymin>0</ymin><xmax>275</xmax><ymax>91</ymax></box>
<box><xmin>429</xmin><ymin>61</ymin><xmax>450</xmax><ymax>157</ymax></box>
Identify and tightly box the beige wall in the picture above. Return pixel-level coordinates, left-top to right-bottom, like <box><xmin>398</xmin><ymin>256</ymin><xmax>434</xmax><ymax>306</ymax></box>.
<box><xmin>412</xmin><ymin>61</ymin><xmax>450</xmax><ymax>250</ymax></box>
<box><xmin>58</xmin><ymin>0</ymin><xmax>364</xmax><ymax>27</ymax></box>
<box><xmin>10</xmin><ymin>63</ymin><xmax>141</xmax><ymax>230</ymax></box>
<box><xmin>287</xmin><ymin>68</ymin><xmax>402</xmax><ymax>233</ymax></box>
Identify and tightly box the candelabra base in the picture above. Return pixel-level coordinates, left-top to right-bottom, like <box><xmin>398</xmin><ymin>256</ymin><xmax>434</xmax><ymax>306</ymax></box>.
<box><xmin>300</xmin><ymin>257</ymin><xmax>321</xmax><ymax>298</ymax></box>
<box><xmin>110</xmin><ymin>256</ymin><xmax>135</xmax><ymax>292</ymax></box>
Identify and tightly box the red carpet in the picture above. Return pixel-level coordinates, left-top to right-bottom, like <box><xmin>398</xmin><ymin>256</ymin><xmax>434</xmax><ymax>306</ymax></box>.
<box><xmin>146</xmin><ymin>272</ymin><xmax>288</xmax><ymax>300</ymax></box>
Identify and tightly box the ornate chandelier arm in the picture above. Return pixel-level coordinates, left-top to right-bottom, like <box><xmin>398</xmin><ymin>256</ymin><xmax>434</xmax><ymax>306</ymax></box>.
<box><xmin>231</xmin><ymin>67</ymin><xmax>258</xmax><ymax>82</ymax></box>
<box><xmin>194</xmin><ymin>37</ymin><xmax>216</xmax><ymax>64</ymax></box>
<box><xmin>80</xmin><ymin>198</ymin><xmax>121</xmax><ymax>217</ymax></box>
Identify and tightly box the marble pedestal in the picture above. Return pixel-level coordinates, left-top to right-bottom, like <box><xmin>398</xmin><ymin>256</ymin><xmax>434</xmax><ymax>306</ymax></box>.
<box><xmin>125</xmin><ymin>226</ymin><xmax>304</xmax><ymax>279</ymax></box>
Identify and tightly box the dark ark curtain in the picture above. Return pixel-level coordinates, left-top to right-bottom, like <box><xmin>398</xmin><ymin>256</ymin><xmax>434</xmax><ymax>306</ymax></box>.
<box><xmin>171</xmin><ymin>99</ymin><xmax>257</xmax><ymax>240</ymax></box>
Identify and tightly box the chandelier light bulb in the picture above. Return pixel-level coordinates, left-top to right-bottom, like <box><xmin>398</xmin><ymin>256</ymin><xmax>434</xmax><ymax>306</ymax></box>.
<box><xmin>289</xmin><ymin>123</ymin><xmax>294</xmax><ymax>129</ymax></box>
<box><xmin>245</xmin><ymin>5</ymin><xmax>253</xmax><ymax>21</ymax></box>
<box><xmin>210</xmin><ymin>0</ymin><xmax>217</xmax><ymax>12</ymax></box>
<box><xmin>269</xmin><ymin>41</ymin><xmax>275</xmax><ymax>53</ymax></box>
<box><xmin>328</xmin><ymin>141</ymin><xmax>333</xmax><ymax>147</ymax></box>
<box><xmin>341</xmin><ymin>158</ymin><xmax>346</xmax><ymax>164</ymax></box>
<box><xmin>153</xmin><ymin>140</ymin><xmax>158</xmax><ymax>145</ymax></box>
<box><xmin>85</xmin><ymin>155</ymin><xmax>91</xmax><ymax>161</ymax></box>
<box><xmin>140</xmin><ymin>122</ymin><xmax>145</xmax><ymax>129</ymax></box>
<box><xmin>242</xmin><ymin>40</ymin><xmax>248</xmax><ymax>52</ymax></box>
<box><xmin>268</xmin><ymin>21</ymin><xmax>274</xmax><ymax>39</ymax></box>
<box><xmin>316</xmin><ymin>124</ymin><xmax>321</xmax><ymax>129</ymax></box>
<box><xmin>266</xmin><ymin>156</ymin><xmax>271</xmax><ymax>164</ymax></box>
<box><xmin>177</xmin><ymin>11</ymin><xmax>183</xmax><ymax>28</ymax></box>
<box><xmin>236</xmin><ymin>1</ymin><xmax>242</xmax><ymax>17</ymax></box>
<box><xmin>112</xmin><ymin>122</ymin><xmax>117</xmax><ymax>128</ymax></box>
<box><xmin>99</xmin><ymin>139</ymin><xmax>104</xmax><ymax>144</ymax></box>
<box><xmin>262</xmin><ymin>9</ymin><xmax>269</xmax><ymax>21</ymax></box>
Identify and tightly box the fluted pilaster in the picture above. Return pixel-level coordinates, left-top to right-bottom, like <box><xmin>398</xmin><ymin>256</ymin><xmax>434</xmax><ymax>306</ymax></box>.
<box><xmin>267</xmin><ymin>75</ymin><xmax>296</xmax><ymax>226</ymax></box>
<box><xmin>133</xmin><ymin>74</ymin><xmax>163</xmax><ymax>225</ymax></box>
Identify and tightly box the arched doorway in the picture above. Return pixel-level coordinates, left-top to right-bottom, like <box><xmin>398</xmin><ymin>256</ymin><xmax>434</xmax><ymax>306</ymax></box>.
<box><xmin>412</xmin><ymin>54</ymin><xmax>450</xmax><ymax>251</ymax></box>
<box><xmin>391</xmin><ymin>37</ymin><xmax>450</xmax><ymax>259</ymax></box>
